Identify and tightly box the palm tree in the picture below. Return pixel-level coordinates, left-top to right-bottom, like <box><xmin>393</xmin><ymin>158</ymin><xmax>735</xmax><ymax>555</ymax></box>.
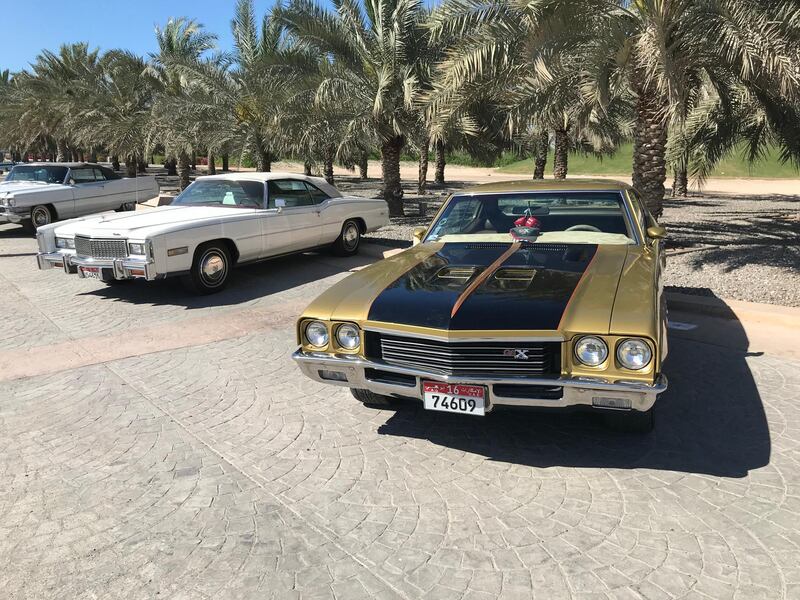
<box><xmin>149</xmin><ymin>17</ymin><xmax>217</xmax><ymax>188</ymax></box>
<box><xmin>429</xmin><ymin>0</ymin><xmax>800</xmax><ymax>216</ymax></box>
<box><xmin>277</xmin><ymin>0</ymin><xmax>435</xmax><ymax>216</ymax></box>
<box><xmin>72</xmin><ymin>51</ymin><xmax>160</xmax><ymax>177</ymax></box>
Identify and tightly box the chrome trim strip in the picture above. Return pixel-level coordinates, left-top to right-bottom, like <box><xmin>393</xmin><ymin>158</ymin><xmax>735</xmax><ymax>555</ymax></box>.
<box><xmin>365</xmin><ymin>325</ymin><xmax>565</xmax><ymax>343</ymax></box>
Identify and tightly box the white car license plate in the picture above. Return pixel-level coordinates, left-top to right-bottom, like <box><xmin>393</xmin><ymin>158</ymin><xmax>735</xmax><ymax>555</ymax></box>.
<box><xmin>80</xmin><ymin>266</ymin><xmax>102</xmax><ymax>280</ymax></box>
<box><xmin>422</xmin><ymin>381</ymin><xmax>486</xmax><ymax>416</ymax></box>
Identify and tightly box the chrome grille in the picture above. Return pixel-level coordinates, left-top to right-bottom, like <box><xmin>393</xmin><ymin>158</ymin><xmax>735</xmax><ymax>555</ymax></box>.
<box><xmin>75</xmin><ymin>236</ymin><xmax>127</xmax><ymax>259</ymax></box>
<box><xmin>367</xmin><ymin>332</ymin><xmax>560</xmax><ymax>377</ymax></box>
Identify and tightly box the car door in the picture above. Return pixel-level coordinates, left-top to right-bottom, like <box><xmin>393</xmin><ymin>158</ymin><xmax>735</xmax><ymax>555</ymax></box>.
<box><xmin>70</xmin><ymin>167</ymin><xmax>110</xmax><ymax>216</ymax></box>
<box><xmin>303</xmin><ymin>181</ymin><xmax>341</xmax><ymax>243</ymax></box>
<box><xmin>261</xmin><ymin>179</ymin><xmax>322</xmax><ymax>255</ymax></box>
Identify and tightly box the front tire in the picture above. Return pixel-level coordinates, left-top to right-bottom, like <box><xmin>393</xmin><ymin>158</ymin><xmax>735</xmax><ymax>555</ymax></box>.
<box><xmin>351</xmin><ymin>388</ymin><xmax>394</xmax><ymax>407</ymax></box>
<box><xmin>332</xmin><ymin>220</ymin><xmax>361</xmax><ymax>256</ymax></box>
<box><xmin>24</xmin><ymin>204</ymin><xmax>54</xmax><ymax>233</ymax></box>
<box><xmin>603</xmin><ymin>408</ymin><xmax>655</xmax><ymax>433</ymax></box>
<box><xmin>185</xmin><ymin>242</ymin><xmax>232</xmax><ymax>295</ymax></box>
<box><xmin>117</xmin><ymin>201</ymin><xmax>137</xmax><ymax>212</ymax></box>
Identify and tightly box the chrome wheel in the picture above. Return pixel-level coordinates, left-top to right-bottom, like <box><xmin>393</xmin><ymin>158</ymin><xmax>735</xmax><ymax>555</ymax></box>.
<box><xmin>342</xmin><ymin>222</ymin><xmax>360</xmax><ymax>251</ymax></box>
<box><xmin>199</xmin><ymin>250</ymin><xmax>227</xmax><ymax>287</ymax></box>
<box><xmin>31</xmin><ymin>205</ymin><xmax>52</xmax><ymax>229</ymax></box>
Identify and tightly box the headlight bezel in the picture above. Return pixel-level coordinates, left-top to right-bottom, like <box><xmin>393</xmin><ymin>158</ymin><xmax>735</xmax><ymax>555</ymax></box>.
<box><xmin>55</xmin><ymin>236</ymin><xmax>75</xmax><ymax>249</ymax></box>
<box><xmin>616</xmin><ymin>338</ymin><xmax>653</xmax><ymax>370</ymax></box>
<box><xmin>573</xmin><ymin>335</ymin><xmax>609</xmax><ymax>367</ymax></box>
<box><xmin>304</xmin><ymin>320</ymin><xmax>329</xmax><ymax>348</ymax></box>
<box><xmin>127</xmin><ymin>241</ymin><xmax>146</xmax><ymax>256</ymax></box>
<box><xmin>335</xmin><ymin>323</ymin><xmax>361</xmax><ymax>351</ymax></box>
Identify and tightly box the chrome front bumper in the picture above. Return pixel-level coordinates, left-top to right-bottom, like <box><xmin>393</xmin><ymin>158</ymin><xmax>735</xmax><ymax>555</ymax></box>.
<box><xmin>36</xmin><ymin>251</ymin><xmax>157</xmax><ymax>281</ymax></box>
<box><xmin>292</xmin><ymin>350</ymin><xmax>667</xmax><ymax>412</ymax></box>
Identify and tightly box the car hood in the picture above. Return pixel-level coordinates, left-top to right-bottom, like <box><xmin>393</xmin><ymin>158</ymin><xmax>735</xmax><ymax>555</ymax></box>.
<box><xmin>303</xmin><ymin>241</ymin><xmax>631</xmax><ymax>333</ymax></box>
<box><xmin>54</xmin><ymin>205</ymin><xmax>257</xmax><ymax>238</ymax></box>
<box><xmin>0</xmin><ymin>181</ymin><xmax>65</xmax><ymax>195</ymax></box>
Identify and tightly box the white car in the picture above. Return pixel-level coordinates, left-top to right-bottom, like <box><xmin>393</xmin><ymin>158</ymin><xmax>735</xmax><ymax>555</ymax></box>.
<box><xmin>36</xmin><ymin>172</ymin><xmax>389</xmax><ymax>294</ymax></box>
<box><xmin>0</xmin><ymin>162</ymin><xmax>158</xmax><ymax>231</ymax></box>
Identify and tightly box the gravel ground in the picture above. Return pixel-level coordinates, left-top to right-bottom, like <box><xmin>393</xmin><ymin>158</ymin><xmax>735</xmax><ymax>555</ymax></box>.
<box><xmin>359</xmin><ymin>183</ymin><xmax>800</xmax><ymax>307</ymax></box>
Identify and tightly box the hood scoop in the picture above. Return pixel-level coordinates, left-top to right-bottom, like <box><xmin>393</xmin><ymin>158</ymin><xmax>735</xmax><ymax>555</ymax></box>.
<box><xmin>490</xmin><ymin>267</ymin><xmax>536</xmax><ymax>291</ymax></box>
<box><xmin>435</xmin><ymin>266</ymin><xmax>479</xmax><ymax>288</ymax></box>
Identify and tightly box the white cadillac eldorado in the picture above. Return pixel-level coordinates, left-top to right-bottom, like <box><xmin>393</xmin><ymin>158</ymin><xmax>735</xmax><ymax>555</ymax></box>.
<box><xmin>0</xmin><ymin>162</ymin><xmax>159</xmax><ymax>231</ymax></box>
<box><xmin>36</xmin><ymin>172</ymin><xmax>389</xmax><ymax>294</ymax></box>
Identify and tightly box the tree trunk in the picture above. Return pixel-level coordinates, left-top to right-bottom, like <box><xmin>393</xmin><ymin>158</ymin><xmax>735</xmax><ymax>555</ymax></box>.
<box><xmin>417</xmin><ymin>138</ymin><xmax>429</xmax><ymax>195</ymax></box>
<box><xmin>111</xmin><ymin>155</ymin><xmax>120</xmax><ymax>172</ymax></box>
<box><xmin>434</xmin><ymin>140</ymin><xmax>445</xmax><ymax>185</ymax></box>
<box><xmin>71</xmin><ymin>149</ymin><xmax>79</xmax><ymax>162</ymax></box>
<box><xmin>381</xmin><ymin>136</ymin><xmax>405</xmax><ymax>217</ymax></box>
<box><xmin>125</xmin><ymin>155</ymin><xmax>137</xmax><ymax>178</ymax></box>
<box><xmin>358</xmin><ymin>151</ymin><xmax>368</xmax><ymax>180</ymax></box>
<box><xmin>222</xmin><ymin>153</ymin><xmax>229</xmax><ymax>172</ymax></box>
<box><xmin>632</xmin><ymin>68</ymin><xmax>668</xmax><ymax>217</ymax></box>
<box><xmin>137</xmin><ymin>155</ymin><xmax>147</xmax><ymax>173</ymax></box>
<box><xmin>56</xmin><ymin>139</ymin><xmax>68</xmax><ymax>162</ymax></box>
<box><xmin>303</xmin><ymin>160</ymin><xmax>312</xmax><ymax>176</ymax></box>
<box><xmin>256</xmin><ymin>148</ymin><xmax>271</xmax><ymax>172</ymax></box>
<box><xmin>553</xmin><ymin>128</ymin><xmax>569</xmax><ymax>179</ymax></box>
<box><xmin>190</xmin><ymin>151</ymin><xmax>196</xmax><ymax>171</ymax></box>
<box><xmin>178</xmin><ymin>151</ymin><xmax>191</xmax><ymax>190</ymax></box>
<box><xmin>208</xmin><ymin>153</ymin><xmax>216</xmax><ymax>175</ymax></box>
<box><xmin>89</xmin><ymin>150</ymin><xmax>97</xmax><ymax>163</ymax></box>
<box><xmin>323</xmin><ymin>145</ymin><xmax>334</xmax><ymax>184</ymax></box>
<box><xmin>165</xmin><ymin>157</ymin><xmax>177</xmax><ymax>176</ymax></box>
<box><xmin>533</xmin><ymin>130</ymin><xmax>549</xmax><ymax>179</ymax></box>
<box><xmin>672</xmin><ymin>167</ymin><xmax>688</xmax><ymax>197</ymax></box>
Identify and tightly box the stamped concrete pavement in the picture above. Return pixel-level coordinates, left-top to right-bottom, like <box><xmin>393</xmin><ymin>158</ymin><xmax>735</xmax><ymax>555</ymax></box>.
<box><xmin>1</xmin><ymin>222</ymin><xmax>799</xmax><ymax>599</ymax></box>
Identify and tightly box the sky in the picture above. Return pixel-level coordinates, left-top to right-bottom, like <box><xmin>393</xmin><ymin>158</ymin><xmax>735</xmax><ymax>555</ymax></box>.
<box><xmin>2</xmin><ymin>0</ymin><xmax>280</xmax><ymax>73</ymax></box>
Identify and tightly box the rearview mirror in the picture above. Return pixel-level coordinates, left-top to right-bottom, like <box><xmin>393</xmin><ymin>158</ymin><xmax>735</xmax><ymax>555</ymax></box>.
<box><xmin>412</xmin><ymin>226</ymin><xmax>426</xmax><ymax>245</ymax></box>
<box><xmin>647</xmin><ymin>225</ymin><xmax>667</xmax><ymax>240</ymax></box>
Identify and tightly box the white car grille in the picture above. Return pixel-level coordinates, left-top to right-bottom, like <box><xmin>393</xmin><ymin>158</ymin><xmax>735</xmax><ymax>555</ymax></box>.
<box><xmin>75</xmin><ymin>236</ymin><xmax>127</xmax><ymax>259</ymax></box>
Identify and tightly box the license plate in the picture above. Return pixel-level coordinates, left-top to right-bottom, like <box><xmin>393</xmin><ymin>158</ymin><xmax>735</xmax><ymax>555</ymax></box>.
<box><xmin>80</xmin><ymin>266</ymin><xmax>102</xmax><ymax>280</ymax></box>
<box><xmin>422</xmin><ymin>381</ymin><xmax>486</xmax><ymax>416</ymax></box>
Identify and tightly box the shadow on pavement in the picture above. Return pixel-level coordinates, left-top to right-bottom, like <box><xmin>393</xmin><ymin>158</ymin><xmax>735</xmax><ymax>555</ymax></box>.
<box><xmin>377</xmin><ymin>295</ymin><xmax>770</xmax><ymax>478</ymax></box>
<box><xmin>77</xmin><ymin>251</ymin><xmax>376</xmax><ymax>309</ymax></box>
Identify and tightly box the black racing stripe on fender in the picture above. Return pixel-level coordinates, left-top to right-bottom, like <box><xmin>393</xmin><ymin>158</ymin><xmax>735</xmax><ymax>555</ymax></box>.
<box><xmin>367</xmin><ymin>242</ymin><xmax>598</xmax><ymax>330</ymax></box>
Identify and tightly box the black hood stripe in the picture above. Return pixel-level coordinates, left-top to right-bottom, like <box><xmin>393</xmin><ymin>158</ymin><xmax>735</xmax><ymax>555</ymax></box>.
<box><xmin>367</xmin><ymin>242</ymin><xmax>597</xmax><ymax>330</ymax></box>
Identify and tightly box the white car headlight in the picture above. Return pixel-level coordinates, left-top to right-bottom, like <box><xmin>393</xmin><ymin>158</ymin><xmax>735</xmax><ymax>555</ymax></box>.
<box><xmin>55</xmin><ymin>237</ymin><xmax>75</xmax><ymax>249</ymax></box>
<box><xmin>128</xmin><ymin>242</ymin><xmax>145</xmax><ymax>255</ymax></box>
<box><xmin>305</xmin><ymin>321</ymin><xmax>329</xmax><ymax>348</ymax></box>
<box><xmin>336</xmin><ymin>324</ymin><xmax>360</xmax><ymax>350</ymax></box>
<box><xmin>574</xmin><ymin>336</ymin><xmax>609</xmax><ymax>367</ymax></box>
<box><xmin>617</xmin><ymin>339</ymin><xmax>652</xmax><ymax>370</ymax></box>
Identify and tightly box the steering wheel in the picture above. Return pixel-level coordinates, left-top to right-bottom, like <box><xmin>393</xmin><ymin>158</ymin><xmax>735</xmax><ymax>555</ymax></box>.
<box><xmin>566</xmin><ymin>224</ymin><xmax>602</xmax><ymax>232</ymax></box>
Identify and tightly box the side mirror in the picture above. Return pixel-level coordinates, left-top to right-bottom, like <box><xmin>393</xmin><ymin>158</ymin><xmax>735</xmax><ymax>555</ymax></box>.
<box><xmin>274</xmin><ymin>198</ymin><xmax>286</xmax><ymax>213</ymax></box>
<box><xmin>68</xmin><ymin>178</ymin><xmax>76</xmax><ymax>185</ymax></box>
<box><xmin>412</xmin><ymin>226</ymin><xmax>427</xmax><ymax>245</ymax></box>
<box><xmin>647</xmin><ymin>225</ymin><xmax>667</xmax><ymax>240</ymax></box>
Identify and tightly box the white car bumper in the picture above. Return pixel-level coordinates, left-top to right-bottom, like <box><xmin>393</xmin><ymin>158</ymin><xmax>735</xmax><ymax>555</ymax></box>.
<box><xmin>37</xmin><ymin>251</ymin><xmax>157</xmax><ymax>281</ymax></box>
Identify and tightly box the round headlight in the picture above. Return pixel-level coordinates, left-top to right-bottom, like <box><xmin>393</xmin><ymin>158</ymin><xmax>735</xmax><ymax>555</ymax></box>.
<box><xmin>305</xmin><ymin>321</ymin><xmax>329</xmax><ymax>348</ymax></box>
<box><xmin>617</xmin><ymin>339</ymin><xmax>652</xmax><ymax>370</ymax></box>
<box><xmin>574</xmin><ymin>336</ymin><xmax>609</xmax><ymax>367</ymax></box>
<box><xmin>336</xmin><ymin>324</ymin><xmax>360</xmax><ymax>350</ymax></box>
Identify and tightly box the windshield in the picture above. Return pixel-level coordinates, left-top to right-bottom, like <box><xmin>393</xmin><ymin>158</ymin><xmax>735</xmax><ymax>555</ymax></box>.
<box><xmin>425</xmin><ymin>191</ymin><xmax>635</xmax><ymax>245</ymax></box>
<box><xmin>5</xmin><ymin>165</ymin><xmax>68</xmax><ymax>184</ymax></box>
<box><xmin>172</xmin><ymin>179</ymin><xmax>265</xmax><ymax>208</ymax></box>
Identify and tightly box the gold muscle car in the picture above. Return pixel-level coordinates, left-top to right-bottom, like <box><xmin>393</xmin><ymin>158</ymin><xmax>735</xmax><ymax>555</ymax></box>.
<box><xmin>292</xmin><ymin>179</ymin><xmax>668</xmax><ymax>432</ymax></box>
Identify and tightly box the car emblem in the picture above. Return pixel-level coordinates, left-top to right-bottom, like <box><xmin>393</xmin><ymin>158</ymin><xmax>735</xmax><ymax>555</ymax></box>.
<box><xmin>503</xmin><ymin>349</ymin><xmax>530</xmax><ymax>360</ymax></box>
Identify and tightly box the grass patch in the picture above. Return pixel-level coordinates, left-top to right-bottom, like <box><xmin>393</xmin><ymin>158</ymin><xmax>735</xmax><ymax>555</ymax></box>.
<box><xmin>498</xmin><ymin>142</ymin><xmax>800</xmax><ymax>178</ymax></box>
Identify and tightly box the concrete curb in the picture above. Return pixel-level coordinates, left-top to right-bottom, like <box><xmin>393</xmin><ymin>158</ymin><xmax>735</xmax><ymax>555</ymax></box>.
<box><xmin>667</xmin><ymin>292</ymin><xmax>800</xmax><ymax>326</ymax></box>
